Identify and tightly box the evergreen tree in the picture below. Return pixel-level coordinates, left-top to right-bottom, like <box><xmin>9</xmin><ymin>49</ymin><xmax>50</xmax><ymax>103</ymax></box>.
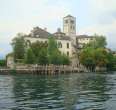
<box><xmin>25</xmin><ymin>48</ymin><xmax>35</xmax><ymax>64</ymax></box>
<box><xmin>12</xmin><ymin>33</ymin><xmax>26</xmax><ymax>62</ymax></box>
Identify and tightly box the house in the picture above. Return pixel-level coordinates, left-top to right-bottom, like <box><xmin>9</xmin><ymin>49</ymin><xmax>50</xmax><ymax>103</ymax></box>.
<box><xmin>76</xmin><ymin>35</ymin><xmax>94</xmax><ymax>49</ymax></box>
<box><xmin>25</xmin><ymin>27</ymin><xmax>74</xmax><ymax>57</ymax></box>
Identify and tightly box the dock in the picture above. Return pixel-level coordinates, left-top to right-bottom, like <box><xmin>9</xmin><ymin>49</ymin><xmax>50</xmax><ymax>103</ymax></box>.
<box><xmin>0</xmin><ymin>65</ymin><xmax>85</xmax><ymax>74</ymax></box>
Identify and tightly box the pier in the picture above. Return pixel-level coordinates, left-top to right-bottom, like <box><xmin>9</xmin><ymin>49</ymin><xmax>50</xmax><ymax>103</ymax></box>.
<box><xmin>0</xmin><ymin>65</ymin><xmax>84</xmax><ymax>74</ymax></box>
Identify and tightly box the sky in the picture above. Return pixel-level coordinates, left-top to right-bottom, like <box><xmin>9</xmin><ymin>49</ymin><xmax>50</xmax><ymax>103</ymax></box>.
<box><xmin>0</xmin><ymin>0</ymin><xmax>116</xmax><ymax>59</ymax></box>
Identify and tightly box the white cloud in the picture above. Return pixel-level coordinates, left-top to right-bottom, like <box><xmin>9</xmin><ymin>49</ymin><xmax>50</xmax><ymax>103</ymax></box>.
<box><xmin>88</xmin><ymin>0</ymin><xmax>116</xmax><ymax>14</ymax></box>
<box><xmin>79</xmin><ymin>20</ymin><xmax>116</xmax><ymax>35</ymax></box>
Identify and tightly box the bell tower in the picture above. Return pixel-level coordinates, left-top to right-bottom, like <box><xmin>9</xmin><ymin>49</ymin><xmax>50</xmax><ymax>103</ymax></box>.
<box><xmin>63</xmin><ymin>15</ymin><xmax>76</xmax><ymax>37</ymax></box>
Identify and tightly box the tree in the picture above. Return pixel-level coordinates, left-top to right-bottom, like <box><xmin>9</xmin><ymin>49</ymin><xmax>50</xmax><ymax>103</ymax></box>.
<box><xmin>106</xmin><ymin>52</ymin><xmax>114</xmax><ymax>70</ymax></box>
<box><xmin>85</xmin><ymin>34</ymin><xmax>107</xmax><ymax>49</ymax></box>
<box><xmin>12</xmin><ymin>33</ymin><xmax>26</xmax><ymax>62</ymax></box>
<box><xmin>0</xmin><ymin>59</ymin><xmax>6</xmax><ymax>67</ymax></box>
<box><xmin>48</xmin><ymin>37</ymin><xmax>60</xmax><ymax>64</ymax></box>
<box><xmin>94</xmin><ymin>48</ymin><xmax>109</xmax><ymax>67</ymax></box>
<box><xmin>24</xmin><ymin>48</ymin><xmax>36</xmax><ymax>64</ymax></box>
<box><xmin>79</xmin><ymin>47</ymin><xmax>112</xmax><ymax>71</ymax></box>
<box><xmin>30</xmin><ymin>41</ymin><xmax>48</xmax><ymax>64</ymax></box>
<box><xmin>61</xmin><ymin>54</ymin><xmax>70</xmax><ymax>65</ymax></box>
<box><xmin>79</xmin><ymin>47</ymin><xmax>96</xmax><ymax>70</ymax></box>
<box><xmin>47</xmin><ymin>37</ymin><xmax>58</xmax><ymax>55</ymax></box>
<box><xmin>37</xmin><ymin>47</ymin><xmax>48</xmax><ymax>65</ymax></box>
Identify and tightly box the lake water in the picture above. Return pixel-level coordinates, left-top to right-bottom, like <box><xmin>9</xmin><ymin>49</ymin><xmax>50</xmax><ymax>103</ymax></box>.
<box><xmin>0</xmin><ymin>72</ymin><xmax>116</xmax><ymax>110</ymax></box>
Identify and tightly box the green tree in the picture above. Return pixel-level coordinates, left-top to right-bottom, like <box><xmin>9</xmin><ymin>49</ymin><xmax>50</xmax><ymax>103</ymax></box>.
<box><xmin>61</xmin><ymin>54</ymin><xmax>70</xmax><ymax>65</ymax></box>
<box><xmin>24</xmin><ymin>48</ymin><xmax>36</xmax><ymax>64</ymax></box>
<box><xmin>79</xmin><ymin>47</ymin><xmax>96</xmax><ymax>70</ymax></box>
<box><xmin>85</xmin><ymin>34</ymin><xmax>107</xmax><ymax>49</ymax></box>
<box><xmin>94</xmin><ymin>48</ymin><xmax>109</xmax><ymax>67</ymax></box>
<box><xmin>0</xmin><ymin>59</ymin><xmax>6</xmax><ymax>67</ymax></box>
<box><xmin>47</xmin><ymin>37</ymin><xmax>58</xmax><ymax>55</ymax></box>
<box><xmin>113</xmin><ymin>56</ymin><xmax>116</xmax><ymax>70</ymax></box>
<box><xmin>47</xmin><ymin>37</ymin><xmax>70</xmax><ymax>65</ymax></box>
<box><xmin>106</xmin><ymin>52</ymin><xmax>114</xmax><ymax>70</ymax></box>
<box><xmin>30</xmin><ymin>41</ymin><xmax>48</xmax><ymax>64</ymax></box>
<box><xmin>37</xmin><ymin>47</ymin><xmax>48</xmax><ymax>65</ymax></box>
<box><xmin>12</xmin><ymin>33</ymin><xmax>26</xmax><ymax>62</ymax></box>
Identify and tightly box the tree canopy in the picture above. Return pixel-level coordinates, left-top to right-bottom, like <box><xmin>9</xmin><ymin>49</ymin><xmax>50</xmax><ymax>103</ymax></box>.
<box><xmin>24</xmin><ymin>37</ymin><xmax>70</xmax><ymax>65</ymax></box>
<box><xmin>11</xmin><ymin>33</ymin><xmax>26</xmax><ymax>62</ymax></box>
<box><xmin>85</xmin><ymin>34</ymin><xmax>107</xmax><ymax>49</ymax></box>
<box><xmin>0</xmin><ymin>59</ymin><xmax>6</xmax><ymax>67</ymax></box>
<box><xmin>79</xmin><ymin>34</ymin><xmax>115</xmax><ymax>71</ymax></box>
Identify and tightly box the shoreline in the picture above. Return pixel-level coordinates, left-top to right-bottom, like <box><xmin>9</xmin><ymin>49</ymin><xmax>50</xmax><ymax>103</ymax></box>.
<box><xmin>0</xmin><ymin>67</ymin><xmax>82</xmax><ymax>74</ymax></box>
<box><xmin>0</xmin><ymin>68</ymin><xmax>115</xmax><ymax>75</ymax></box>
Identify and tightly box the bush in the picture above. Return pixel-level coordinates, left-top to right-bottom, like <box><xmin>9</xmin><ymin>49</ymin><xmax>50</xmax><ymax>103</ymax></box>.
<box><xmin>0</xmin><ymin>60</ymin><xmax>6</xmax><ymax>67</ymax></box>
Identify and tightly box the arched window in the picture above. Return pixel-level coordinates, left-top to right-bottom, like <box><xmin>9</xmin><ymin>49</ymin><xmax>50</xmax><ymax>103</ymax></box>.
<box><xmin>67</xmin><ymin>51</ymin><xmax>69</xmax><ymax>56</ymax></box>
<box><xmin>57</xmin><ymin>42</ymin><xmax>62</xmax><ymax>48</ymax></box>
<box><xmin>67</xmin><ymin>43</ymin><xmax>69</xmax><ymax>48</ymax></box>
<box><xmin>26</xmin><ymin>40</ymin><xmax>31</xmax><ymax>47</ymax></box>
<box><xmin>65</xmin><ymin>20</ymin><xmax>68</xmax><ymax>23</ymax></box>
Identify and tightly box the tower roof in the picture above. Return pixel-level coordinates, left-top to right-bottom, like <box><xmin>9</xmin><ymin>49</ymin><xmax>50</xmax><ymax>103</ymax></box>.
<box><xmin>64</xmin><ymin>14</ymin><xmax>74</xmax><ymax>18</ymax></box>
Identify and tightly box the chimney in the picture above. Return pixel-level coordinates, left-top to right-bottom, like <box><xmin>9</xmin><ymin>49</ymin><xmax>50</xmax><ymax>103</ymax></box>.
<box><xmin>44</xmin><ymin>27</ymin><xmax>47</xmax><ymax>31</ymax></box>
<box><xmin>57</xmin><ymin>28</ymin><xmax>61</xmax><ymax>32</ymax></box>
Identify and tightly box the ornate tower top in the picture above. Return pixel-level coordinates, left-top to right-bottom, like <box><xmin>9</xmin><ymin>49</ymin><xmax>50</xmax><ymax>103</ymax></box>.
<box><xmin>63</xmin><ymin>15</ymin><xmax>76</xmax><ymax>37</ymax></box>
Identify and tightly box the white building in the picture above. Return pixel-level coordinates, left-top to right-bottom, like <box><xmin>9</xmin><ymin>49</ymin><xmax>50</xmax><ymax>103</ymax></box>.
<box><xmin>76</xmin><ymin>35</ymin><xmax>94</xmax><ymax>49</ymax></box>
<box><xmin>25</xmin><ymin>15</ymin><xmax>94</xmax><ymax>56</ymax></box>
<box><xmin>24</xmin><ymin>15</ymin><xmax>78</xmax><ymax>58</ymax></box>
<box><xmin>24</xmin><ymin>27</ymin><xmax>74</xmax><ymax>57</ymax></box>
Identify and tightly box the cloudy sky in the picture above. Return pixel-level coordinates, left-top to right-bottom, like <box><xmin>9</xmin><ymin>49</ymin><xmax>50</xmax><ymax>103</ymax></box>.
<box><xmin>0</xmin><ymin>0</ymin><xmax>116</xmax><ymax>58</ymax></box>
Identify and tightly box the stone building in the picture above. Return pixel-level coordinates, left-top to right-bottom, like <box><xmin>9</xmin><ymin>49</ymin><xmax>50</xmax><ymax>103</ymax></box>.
<box><xmin>6</xmin><ymin>15</ymin><xmax>94</xmax><ymax>68</ymax></box>
<box><xmin>76</xmin><ymin>35</ymin><xmax>94</xmax><ymax>49</ymax></box>
<box><xmin>24</xmin><ymin>15</ymin><xmax>78</xmax><ymax>58</ymax></box>
<box><xmin>25</xmin><ymin>27</ymin><xmax>74</xmax><ymax>57</ymax></box>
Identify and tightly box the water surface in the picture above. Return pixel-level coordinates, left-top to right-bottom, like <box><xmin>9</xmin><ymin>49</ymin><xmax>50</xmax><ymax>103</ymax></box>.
<box><xmin>0</xmin><ymin>72</ymin><xmax>116</xmax><ymax>110</ymax></box>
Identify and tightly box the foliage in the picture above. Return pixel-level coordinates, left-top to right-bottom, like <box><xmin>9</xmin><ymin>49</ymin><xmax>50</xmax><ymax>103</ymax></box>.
<box><xmin>110</xmin><ymin>55</ymin><xmax>116</xmax><ymax>70</ymax></box>
<box><xmin>0</xmin><ymin>59</ymin><xmax>6</xmax><ymax>67</ymax></box>
<box><xmin>61</xmin><ymin>54</ymin><xmax>70</xmax><ymax>65</ymax></box>
<box><xmin>79</xmin><ymin>47</ymin><xmax>96</xmax><ymax>70</ymax></box>
<box><xmin>47</xmin><ymin>37</ymin><xmax>70</xmax><ymax>65</ymax></box>
<box><xmin>47</xmin><ymin>37</ymin><xmax>61</xmax><ymax>64</ymax></box>
<box><xmin>79</xmin><ymin>34</ymin><xmax>115</xmax><ymax>71</ymax></box>
<box><xmin>85</xmin><ymin>34</ymin><xmax>107</xmax><ymax>49</ymax></box>
<box><xmin>94</xmin><ymin>48</ymin><xmax>109</xmax><ymax>67</ymax></box>
<box><xmin>80</xmin><ymin>46</ymin><xmax>116</xmax><ymax>71</ymax></box>
<box><xmin>11</xmin><ymin>33</ymin><xmax>26</xmax><ymax>62</ymax></box>
<box><xmin>24</xmin><ymin>48</ymin><xmax>36</xmax><ymax>64</ymax></box>
<box><xmin>11</xmin><ymin>33</ymin><xmax>70</xmax><ymax>65</ymax></box>
<box><xmin>30</xmin><ymin>41</ymin><xmax>48</xmax><ymax>65</ymax></box>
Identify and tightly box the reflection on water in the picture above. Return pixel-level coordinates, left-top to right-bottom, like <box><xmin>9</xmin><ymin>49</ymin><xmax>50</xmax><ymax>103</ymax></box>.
<box><xmin>0</xmin><ymin>72</ymin><xmax>116</xmax><ymax>110</ymax></box>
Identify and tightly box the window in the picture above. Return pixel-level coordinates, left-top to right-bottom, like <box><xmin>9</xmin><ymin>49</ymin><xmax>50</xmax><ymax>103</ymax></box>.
<box><xmin>67</xmin><ymin>43</ymin><xmax>69</xmax><ymax>48</ymax></box>
<box><xmin>73</xmin><ymin>26</ymin><xmax>75</xmax><ymax>30</ymax></box>
<box><xmin>71</xmin><ymin>20</ymin><xmax>74</xmax><ymax>24</ymax></box>
<box><xmin>45</xmin><ymin>41</ymin><xmax>47</xmax><ymax>44</ymax></box>
<box><xmin>67</xmin><ymin>51</ymin><xmax>69</xmax><ymax>56</ymax></box>
<box><xmin>57</xmin><ymin>42</ymin><xmax>62</xmax><ymax>48</ymax></box>
<box><xmin>70</xmin><ymin>26</ymin><xmax>72</xmax><ymax>29</ymax></box>
<box><xmin>65</xmin><ymin>20</ymin><xmax>68</xmax><ymax>23</ymax></box>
